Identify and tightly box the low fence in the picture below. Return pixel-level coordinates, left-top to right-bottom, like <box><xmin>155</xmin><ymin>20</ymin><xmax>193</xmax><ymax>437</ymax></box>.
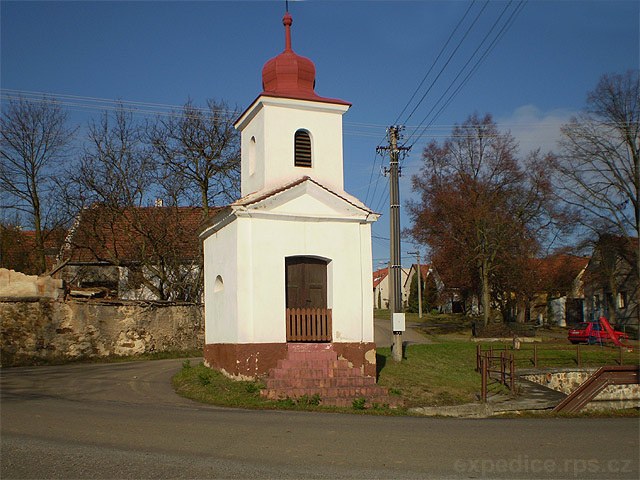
<box><xmin>477</xmin><ymin>349</ymin><xmax>516</xmax><ymax>402</ymax></box>
<box><xmin>476</xmin><ymin>343</ymin><xmax>632</xmax><ymax>370</ymax></box>
<box><xmin>286</xmin><ymin>308</ymin><xmax>332</xmax><ymax>342</ymax></box>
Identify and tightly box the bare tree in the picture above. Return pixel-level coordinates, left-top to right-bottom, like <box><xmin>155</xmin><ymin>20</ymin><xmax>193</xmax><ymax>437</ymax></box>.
<box><xmin>65</xmin><ymin>106</ymin><xmax>205</xmax><ymax>301</ymax></box>
<box><xmin>555</xmin><ymin>70</ymin><xmax>639</xmax><ymax>278</ymax></box>
<box><xmin>147</xmin><ymin>98</ymin><xmax>241</xmax><ymax>219</ymax></box>
<box><xmin>0</xmin><ymin>96</ymin><xmax>75</xmax><ymax>272</ymax></box>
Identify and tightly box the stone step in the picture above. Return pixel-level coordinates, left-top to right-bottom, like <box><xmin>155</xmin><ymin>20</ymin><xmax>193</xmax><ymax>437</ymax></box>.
<box><xmin>276</xmin><ymin>358</ymin><xmax>350</xmax><ymax>370</ymax></box>
<box><xmin>286</xmin><ymin>350</ymin><xmax>337</xmax><ymax>362</ymax></box>
<box><xmin>269</xmin><ymin>366</ymin><xmax>362</xmax><ymax>379</ymax></box>
<box><xmin>260</xmin><ymin>343</ymin><xmax>403</xmax><ymax>409</ymax></box>
<box><xmin>261</xmin><ymin>385</ymin><xmax>391</xmax><ymax>400</ymax></box>
<box><xmin>260</xmin><ymin>387</ymin><xmax>402</xmax><ymax>408</ymax></box>
<box><xmin>264</xmin><ymin>375</ymin><xmax>376</xmax><ymax>389</ymax></box>
<box><xmin>287</xmin><ymin>343</ymin><xmax>335</xmax><ymax>354</ymax></box>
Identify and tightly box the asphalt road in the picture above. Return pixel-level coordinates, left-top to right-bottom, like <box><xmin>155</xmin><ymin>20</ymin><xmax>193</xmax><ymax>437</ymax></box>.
<box><xmin>2</xmin><ymin>359</ymin><xmax>639</xmax><ymax>479</ymax></box>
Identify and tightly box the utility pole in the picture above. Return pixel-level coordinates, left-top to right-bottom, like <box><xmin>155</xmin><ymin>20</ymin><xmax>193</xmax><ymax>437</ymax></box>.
<box><xmin>378</xmin><ymin>126</ymin><xmax>410</xmax><ymax>362</ymax></box>
<box><xmin>408</xmin><ymin>251</ymin><xmax>422</xmax><ymax>319</ymax></box>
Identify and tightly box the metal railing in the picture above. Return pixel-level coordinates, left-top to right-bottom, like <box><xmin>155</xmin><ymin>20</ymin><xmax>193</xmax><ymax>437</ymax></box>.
<box><xmin>553</xmin><ymin>365</ymin><xmax>639</xmax><ymax>413</ymax></box>
<box><xmin>477</xmin><ymin>348</ymin><xmax>516</xmax><ymax>403</ymax></box>
<box><xmin>476</xmin><ymin>343</ymin><xmax>630</xmax><ymax>369</ymax></box>
<box><xmin>286</xmin><ymin>308</ymin><xmax>332</xmax><ymax>342</ymax></box>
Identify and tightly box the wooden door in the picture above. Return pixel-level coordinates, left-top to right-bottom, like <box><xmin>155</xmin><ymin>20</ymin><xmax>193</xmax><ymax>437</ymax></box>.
<box><xmin>286</xmin><ymin>257</ymin><xmax>327</xmax><ymax>309</ymax></box>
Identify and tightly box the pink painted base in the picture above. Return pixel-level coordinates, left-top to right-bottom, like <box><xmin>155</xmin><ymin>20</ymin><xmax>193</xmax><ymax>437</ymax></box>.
<box><xmin>204</xmin><ymin>342</ymin><xmax>377</xmax><ymax>379</ymax></box>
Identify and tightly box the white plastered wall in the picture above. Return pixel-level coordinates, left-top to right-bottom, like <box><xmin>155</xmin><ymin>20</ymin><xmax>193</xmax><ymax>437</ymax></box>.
<box><xmin>204</xmin><ymin>210</ymin><xmax>375</xmax><ymax>345</ymax></box>
<box><xmin>203</xmin><ymin>219</ymin><xmax>239</xmax><ymax>344</ymax></box>
<box><xmin>237</xmin><ymin>97</ymin><xmax>349</xmax><ymax>196</ymax></box>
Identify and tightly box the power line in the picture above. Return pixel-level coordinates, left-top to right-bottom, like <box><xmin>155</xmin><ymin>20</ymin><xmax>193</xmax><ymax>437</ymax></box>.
<box><xmin>400</xmin><ymin>0</ymin><xmax>490</xmax><ymax>127</ymax></box>
<box><xmin>405</xmin><ymin>1</ymin><xmax>528</xmax><ymax>149</ymax></box>
<box><xmin>393</xmin><ymin>0</ymin><xmax>477</xmax><ymax>125</ymax></box>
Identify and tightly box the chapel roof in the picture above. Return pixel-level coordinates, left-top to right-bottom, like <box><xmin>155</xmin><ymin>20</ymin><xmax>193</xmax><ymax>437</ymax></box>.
<box><xmin>260</xmin><ymin>12</ymin><xmax>350</xmax><ymax>106</ymax></box>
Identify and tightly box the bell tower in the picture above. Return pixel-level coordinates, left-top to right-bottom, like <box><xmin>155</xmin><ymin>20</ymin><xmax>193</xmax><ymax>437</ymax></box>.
<box><xmin>235</xmin><ymin>13</ymin><xmax>352</xmax><ymax>197</ymax></box>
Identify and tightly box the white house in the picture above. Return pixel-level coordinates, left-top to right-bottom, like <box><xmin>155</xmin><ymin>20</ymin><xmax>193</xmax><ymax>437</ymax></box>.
<box><xmin>199</xmin><ymin>13</ymin><xmax>380</xmax><ymax>379</ymax></box>
<box><xmin>373</xmin><ymin>266</ymin><xmax>410</xmax><ymax>310</ymax></box>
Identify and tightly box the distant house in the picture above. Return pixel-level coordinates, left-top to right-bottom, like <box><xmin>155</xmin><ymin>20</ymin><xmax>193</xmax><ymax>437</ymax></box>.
<box><xmin>402</xmin><ymin>263</ymin><xmax>443</xmax><ymax>310</ymax></box>
<box><xmin>372</xmin><ymin>266</ymin><xmax>409</xmax><ymax>310</ymax></box>
<box><xmin>56</xmin><ymin>204</ymin><xmax>208</xmax><ymax>301</ymax></box>
<box><xmin>582</xmin><ymin>235</ymin><xmax>638</xmax><ymax>333</ymax></box>
<box><xmin>528</xmin><ymin>254</ymin><xmax>590</xmax><ymax>326</ymax></box>
<box><xmin>0</xmin><ymin>225</ymin><xmax>66</xmax><ymax>274</ymax></box>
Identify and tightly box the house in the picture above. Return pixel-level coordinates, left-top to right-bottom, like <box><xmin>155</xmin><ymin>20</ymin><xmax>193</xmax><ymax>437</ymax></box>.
<box><xmin>372</xmin><ymin>266</ymin><xmax>409</xmax><ymax>310</ymax></box>
<box><xmin>528</xmin><ymin>254</ymin><xmax>590</xmax><ymax>326</ymax></box>
<box><xmin>56</xmin><ymin>204</ymin><xmax>207</xmax><ymax>301</ymax></box>
<box><xmin>199</xmin><ymin>12</ymin><xmax>380</xmax><ymax>379</ymax></box>
<box><xmin>402</xmin><ymin>263</ymin><xmax>443</xmax><ymax>311</ymax></box>
<box><xmin>0</xmin><ymin>225</ymin><xmax>66</xmax><ymax>274</ymax></box>
<box><xmin>582</xmin><ymin>235</ymin><xmax>638</xmax><ymax>335</ymax></box>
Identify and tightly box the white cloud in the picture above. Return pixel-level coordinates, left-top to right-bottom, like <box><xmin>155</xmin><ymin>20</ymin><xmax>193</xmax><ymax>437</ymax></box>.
<box><xmin>497</xmin><ymin>105</ymin><xmax>577</xmax><ymax>156</ymax></box>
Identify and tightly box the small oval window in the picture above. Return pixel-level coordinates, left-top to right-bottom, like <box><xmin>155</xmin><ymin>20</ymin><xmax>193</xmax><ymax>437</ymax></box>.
<box><xmin>214</xmin><ymin>275</ymin><xmax>224</xmax><ymax>293</ymax></box>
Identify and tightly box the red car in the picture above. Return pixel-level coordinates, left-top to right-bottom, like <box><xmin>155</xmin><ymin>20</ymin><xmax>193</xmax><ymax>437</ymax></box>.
<box><xmin>568</xmin><ymin>321</ymin><xmax>629</xmax><ymax>345</ymax></box>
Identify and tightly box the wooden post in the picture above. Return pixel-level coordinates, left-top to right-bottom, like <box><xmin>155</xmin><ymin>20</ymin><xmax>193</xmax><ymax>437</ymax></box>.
<box><xmin>510</xmin><ymin>353</ymin><xmax>515</xmax><ymax>393</ymax></box>
<box><xmin>481</xmin><ymin>355</ymin><xmax>487</xmax><ymax>403</ymax></box>
<box><xmin>501</xmin><ymin>351</ymin><xmax>506</xmax><ymax>385</ymax></box>
<box><xmin>533</xmin><ymin>344</ymin><xmax>538</xmax><ymax>368</ymax></box>
<box><xmin>489</xmin><ymin>345</ymin><xmax>493</xmax><ymax>368</ymax></box>
<box><xmin>619</xmin><ymin>345</ymin><xmax>623</xmax><ymax>366</ymax></box>
<box><xmin>577</xmin><ymin>343</ymin><xmax>581</xmax><ymax>367</ymax></box>
<box><xmin>476</xmin><ymin>344</ymin><xmax>481</xmax><ymax>372</ymax></box>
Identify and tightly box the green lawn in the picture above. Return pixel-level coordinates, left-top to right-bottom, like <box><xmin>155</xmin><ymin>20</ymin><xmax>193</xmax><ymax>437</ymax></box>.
<box><xmin>376</xmin><ymin>341</ymin><xmax>481</xmax><ymax>407</ymax></box>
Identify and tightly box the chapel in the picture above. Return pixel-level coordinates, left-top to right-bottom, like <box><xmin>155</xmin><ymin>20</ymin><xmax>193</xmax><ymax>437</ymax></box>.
<box><xmin>199</xmin><ymin>12</ymin><xmax>385</xmax><ymax>393</ymax></box>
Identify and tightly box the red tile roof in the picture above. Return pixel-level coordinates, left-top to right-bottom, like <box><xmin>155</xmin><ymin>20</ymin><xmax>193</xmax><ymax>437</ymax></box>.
<box><xmin>60</xmin><ymin>205</ymin><xmax>212</xmax><ymax>264</ymax></box>
<box><xmin>373</xmin><ymin>267</ymin><xmax>388</xmax><ymax>288</ymax></box>
<box><xmin>529</xmin><ymin>254</ymin><xmax>590</xmax><ymax>292</ymax></box>
<box><xmin>0</xmin><ymin>226</ymin><xmax>66</xmax><ymax>273</ymax></box>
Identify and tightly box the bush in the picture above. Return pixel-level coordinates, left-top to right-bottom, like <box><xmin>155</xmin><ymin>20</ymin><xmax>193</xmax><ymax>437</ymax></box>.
<box><xmin>352</xmin><ymin>398</ymin><xmax>367</xmax><ymax>410</ymax></box>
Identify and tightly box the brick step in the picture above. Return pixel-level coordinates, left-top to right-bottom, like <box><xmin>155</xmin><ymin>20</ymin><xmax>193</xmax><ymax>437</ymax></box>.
<box><xmin>261</xmin><ymin>385</ymin><xmax>391</xmax><ymax>400</ymax></box>
<box><xmin>269</xmin><ymin>366</ymin><xmax>362</xmax><ymax>379</ymax></box>
<box><xmin>287</xmin><ymin>343</ymin><xmax>335</xmax><ymax>354</ymax></box>
<box><xmin>324</xmin><ymin>396</ymin><xmax>403</xmax><ymax>408</ymax></box>
<box><xmin>286</xmin><ymin>351</ymin><xmax>337</xmax><ymax>362</ymax></box>
<box><xmin>264</xmin><ymin>375</ymin><xmax>376</xmax><ymax>389</ymax></box>
<box><xmin>260</xmin><ymin>387</ymin><xmax>402</xmax><ymax>408</ymax></box>
<box><xmin>276</xmin><ymin>358</ymin><xmax>349</xmax><ymax>370</ymax></box>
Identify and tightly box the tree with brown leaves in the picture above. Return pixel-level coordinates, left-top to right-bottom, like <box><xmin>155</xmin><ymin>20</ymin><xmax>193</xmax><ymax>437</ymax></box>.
<box><xmin>407</xmin><ymin>113</ymin><xmax>562</xmax><ymax>326</ymax></box>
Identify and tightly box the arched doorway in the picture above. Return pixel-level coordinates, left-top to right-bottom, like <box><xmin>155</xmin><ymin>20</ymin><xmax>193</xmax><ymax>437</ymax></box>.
<box><xmin>285</xmin><ymin>256</ymin><xmax>332</xmax><ymax>342</ymax></box>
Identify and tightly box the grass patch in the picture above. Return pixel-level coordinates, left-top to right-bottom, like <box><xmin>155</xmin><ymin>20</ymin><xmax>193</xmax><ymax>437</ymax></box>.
<box><xmin>173</xmin><ymin>361</ymin><xmax>270</xmax><ymax>409</ymax></box>
<box><xmin>376</xmin><ymin>341</ymin><xmax>482</xmax><ymax>408</ymax></box>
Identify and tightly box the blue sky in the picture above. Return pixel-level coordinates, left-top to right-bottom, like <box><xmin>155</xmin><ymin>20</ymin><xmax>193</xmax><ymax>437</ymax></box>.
<box><xmin>2</xmin><ymin>0</ymin><xmax>638</xmax><ymax>268</ymax></box>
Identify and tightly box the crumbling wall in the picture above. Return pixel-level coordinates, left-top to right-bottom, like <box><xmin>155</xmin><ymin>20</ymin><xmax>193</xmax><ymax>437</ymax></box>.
<box><xmin>0</xmin><ymin>269</ymin><xmax>65</xmax><ymax>301</ymax></box>
<box><xmin>1</xmin><ymin>298</ymin><xmax>203</xmax><ymax>366</ymax></box>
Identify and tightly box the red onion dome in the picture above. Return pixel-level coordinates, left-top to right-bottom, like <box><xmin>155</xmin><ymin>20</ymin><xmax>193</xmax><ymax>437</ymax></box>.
<box><xmin>260</xmin><ymin>13</ymin><xmax>349</xmax><ymax>106</ymax></box>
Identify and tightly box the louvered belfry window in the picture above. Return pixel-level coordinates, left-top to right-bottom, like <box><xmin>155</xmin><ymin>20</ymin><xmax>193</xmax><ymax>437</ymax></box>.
<box><xmin>294</xmin><ymin>130</ymin><xmax>312</xmax><ymax>168</ymax></box>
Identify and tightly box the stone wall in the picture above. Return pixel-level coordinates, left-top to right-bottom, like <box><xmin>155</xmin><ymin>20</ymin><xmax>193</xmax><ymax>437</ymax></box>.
<box><xmin>522</xmin><ymin>367</ymin><xmax>640</xmax><ymax>411</ymax></box>
<box><xmin>1</xmin><ymin>298</ymin><xmax>204</xmax><ymax>366</ymax></box>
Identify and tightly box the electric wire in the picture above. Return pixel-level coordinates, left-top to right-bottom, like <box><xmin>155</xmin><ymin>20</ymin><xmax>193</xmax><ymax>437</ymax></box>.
<box><xmin>405</xmin><ymin>1</ymin><xmax>527</xmax><ymax>150</ymax></box>
<box><xmin>393</xmin><ymin>0</ymin><xmax>477</xmax><ymax>125</ymax></box>
<box><xmin>402</xmin><ymin>0</ymin><xmax>519</xmax><ymax>148</ymax></box>
<box><xmin>399</xmin><ymin>0</ymin><xmax>490</xmax><ymax>127</ymax></box>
